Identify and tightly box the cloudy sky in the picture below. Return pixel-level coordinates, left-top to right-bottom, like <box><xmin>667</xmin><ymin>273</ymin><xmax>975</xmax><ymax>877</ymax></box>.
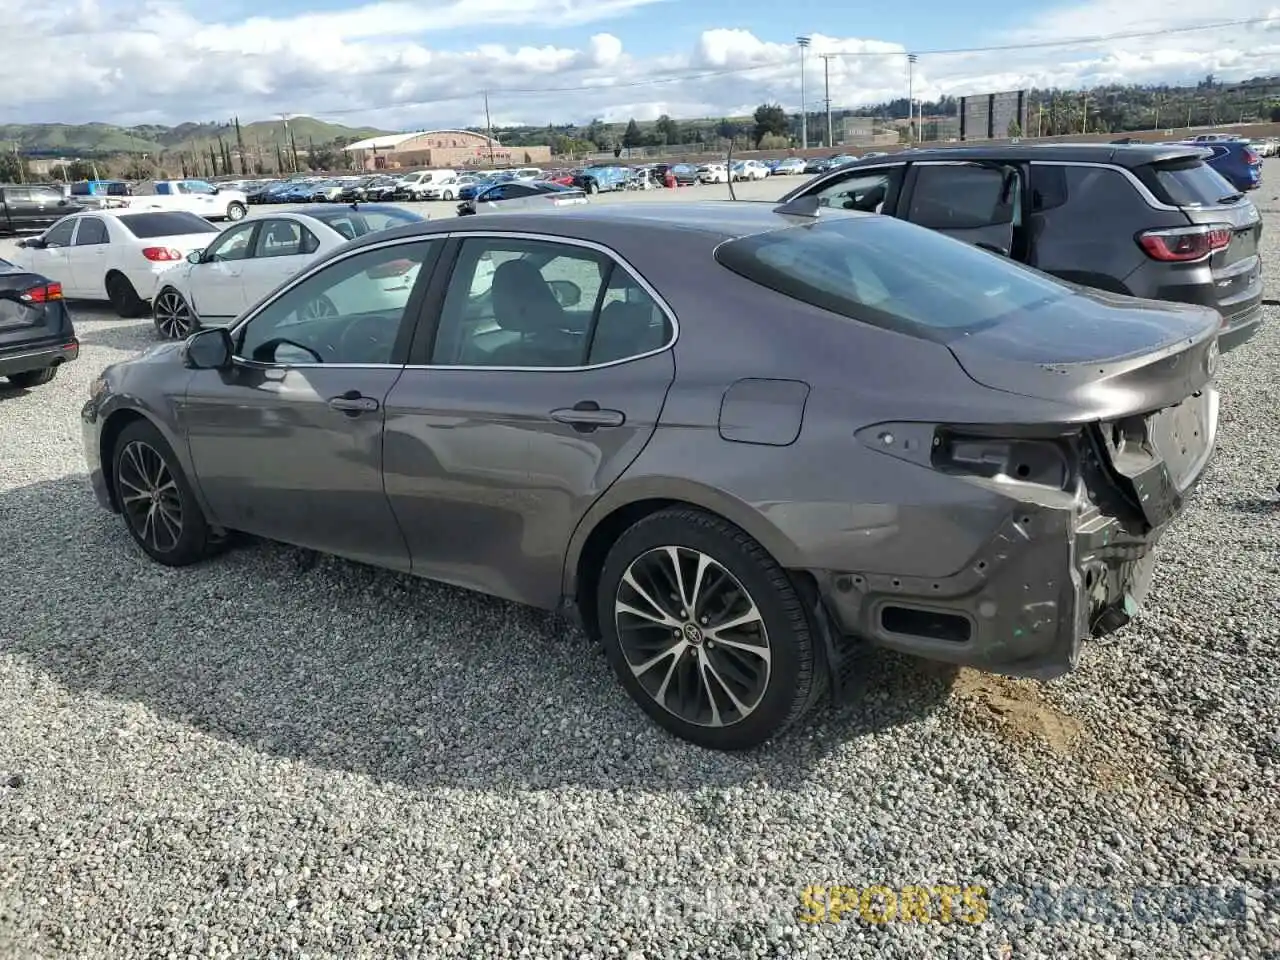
<box><xmin>5</xmin><ymin>0</ymin><xmax>1280</xmax><ymax>129</ymax></box>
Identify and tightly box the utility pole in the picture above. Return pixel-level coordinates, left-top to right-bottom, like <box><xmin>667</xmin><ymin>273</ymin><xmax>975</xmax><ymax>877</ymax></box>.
<box><xmin>1037</xmin><ymin>103</ymin><xmax>1044</xmax><ymax>138</ymax></box>
<box><xmin>280</xmin><ymin>114</ymin><xmax>293</xmax><ymax>173</ymax></box>
<box><xmin>1081</xmin><ymin>95</ymin><xmax>1089</xmax><ymax>134</ymax></box>
<box><xmin>482</xmin><ymin>90</ymin><xmax>497</xmax><ymax>166</ymax></box>
<box><xmin>821</xmin><ymin>54</ymin><xmax>834</xmax><ymax>148</ymax></box>
<box><xmin>796</xmin><ymin>36</ymin><xmax>810</xmax><ymax>149</ymax></box>
<box><xmin>906</xmin><ymin>53</ymin><xmax>918</xmax><ymax>144</ymax></box>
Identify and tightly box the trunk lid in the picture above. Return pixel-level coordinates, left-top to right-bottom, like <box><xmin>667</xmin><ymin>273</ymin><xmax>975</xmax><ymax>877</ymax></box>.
<box><xmin>0</xmin><ymin>262</ymin><xmax>74</xmax><ymax>351</ymax></box>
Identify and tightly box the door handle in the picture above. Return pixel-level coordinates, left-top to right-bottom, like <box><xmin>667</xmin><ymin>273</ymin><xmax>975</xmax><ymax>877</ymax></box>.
<box><xmin>328</xmin><ymin>392</ymin><xmax>380</xmax><ymax>415</ymax></box>
<box><xmin>550</xmin><ymin>401</ymin><xmax>625</xmax><ymax>431</ymax></box>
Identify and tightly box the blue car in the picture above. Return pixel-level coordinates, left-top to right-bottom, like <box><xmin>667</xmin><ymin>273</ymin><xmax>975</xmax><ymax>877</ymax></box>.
<box><xmin>1180</xmin><ymin>139</ymin><xmax>1263</xmax><ymax>192</ymax></box>
<box><xmin>458</xmin><ymin>179</ymin><xmax>497</xmax><ymax>201</ymax></box>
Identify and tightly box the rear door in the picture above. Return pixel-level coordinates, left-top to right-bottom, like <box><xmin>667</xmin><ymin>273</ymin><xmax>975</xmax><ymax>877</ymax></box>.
<box><xmin>899</xmin><ymin>161</ymin><xmax>1024</xmax><ymax>258</ymax></box>
<box><xmin>382</xmin><ymin>233</ymin><xmax>677</xmax><ymax>608</ymax></box>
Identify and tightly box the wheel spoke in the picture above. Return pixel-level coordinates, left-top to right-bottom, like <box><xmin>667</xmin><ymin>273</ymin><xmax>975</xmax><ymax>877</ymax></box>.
<box><xmin>118</xmin><ymin>441</ymin><xmax>185</xmax><ymax>555</ymax></box>
<box><xmin>618</xmin><ymin>570</ymin><xmax>680</xmax><ymax>627</ymax></box>
<box><xmin>700</xmin><ymin>652</ymin><xmax>753</xmax><ymax>722</ymax></box>
<box><xmin>706</xmin><ymin>608</ymin><xmax>763</xmax><ymax>639</ymax></box>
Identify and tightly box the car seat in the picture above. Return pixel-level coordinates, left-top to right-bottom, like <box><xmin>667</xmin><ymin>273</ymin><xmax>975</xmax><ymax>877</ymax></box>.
<box><xmin>486</xmin><ymin>259</ymin><xmax>580</xmax><ymax>366</ymax></box>
<box><xmin>590</xmin><ymin>299</ymin><xmax>666</xmax><ymax>363</ymax></box>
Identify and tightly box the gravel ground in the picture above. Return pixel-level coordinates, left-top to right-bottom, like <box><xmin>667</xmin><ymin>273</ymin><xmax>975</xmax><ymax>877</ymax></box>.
<box><xmin>1</xmin><ymin>194</ymin><xmax>1278</xmax><ymax>959</ymax></box>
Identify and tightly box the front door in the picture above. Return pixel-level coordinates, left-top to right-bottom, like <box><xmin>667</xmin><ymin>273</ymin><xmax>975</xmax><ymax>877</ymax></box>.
<box><xmin>239</xmin><ymin>217</ymin><xmax>320</xmax><ymax>307</ymax></box>
<box><xmin>22</xmin><ymin>217</ymin><xmax>76</xmax><ymax>290</ymax></box>
<box><xmin>66</xmin><ymin>215</ymin><xmax>111</xmax><ymax>299</ymax></box>
<box><xmin>178</xmin><ymin>237</ymin><xmax>442</xmax><ymax>569</ymax></box>
<box><xmin>899</xmin><ymin>161</ymin><xmax>1023</xmax><ymax>258</ymax></box>
<box><xmin>186</xmin><ymin>220</ymin><xmax>258</xmax><ymax>323</ymax></box>
<box><xmin>382</xmin><ymin>234</ymin><xmax>676</xmax><ymax>607</ymax></box>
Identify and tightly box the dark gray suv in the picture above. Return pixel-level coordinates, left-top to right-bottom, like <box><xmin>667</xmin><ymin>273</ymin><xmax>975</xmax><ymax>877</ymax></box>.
<box><xmin>781</xmin><ymin>143</ymin><xmax>1264</xmax><ymax>350</ymax></box>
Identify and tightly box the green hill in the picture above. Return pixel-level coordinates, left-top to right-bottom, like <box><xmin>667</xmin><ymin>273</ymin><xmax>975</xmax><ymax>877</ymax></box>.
<box><xmin>0</xmin><ymin>116</ymin><xmax>390</xmax><ymax>157</ymax></box>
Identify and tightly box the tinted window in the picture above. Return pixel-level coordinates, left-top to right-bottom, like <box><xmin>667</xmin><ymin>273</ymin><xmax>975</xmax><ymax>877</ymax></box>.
<box><xmin>236</xmin><ymin>241</ymin><xmax>434</xmax><ymax>365</ymax></box>
<box><xmin>714</xmin><ymin>215</ymin><xmax>1073</xmax><ymax>338</ymax></box>
<box><xmin>253</xmin><ymin>220</ymin><xmax>318</xmax><ymax>258</ymax></box>
<box><xmin>811</xmin><ymin>169</ymin><xmax>894</xmax><ymax>212</ymax></box>
<box><xmin>204</xmin><ymin>222</ymin><xmax>257</xmax><ymax>261</ymax></box>
<box><xmin>1143</xmin><ymin>160</ymin><xmax>1239</xmax><ymax>206</ymax></box>
<box><xmin>28</xmin><ymin>186</ymin><xmax>63</xmax><ymax>203</ymax></box>
<box><xmin>908</xmin><ymin>165</ymin><xmax>1014</xmax><ymax>229</ymax></box>
<box><xmin>431</xmin><ymin>237</ymin><xmax>669</xmax><ymax>367</ymax></box>
<box><xmin>2</xmin><ymin>187</ymin><xmax>30</xmax><ymax>202</ymax></box>
<box><xmin>73</xmin><ymin>217</ymin><xmax>109</xmax><ymax>245</ymax></box>
<box><xmin>1030</xmin><ymin>164</ymin><xmax>1069</xmax><ymax>212</ymax></box>
<box><xmin>117</xmin><ymin>212</ymin><xmax>220</xmax><ymax>238</ymax></box>
<box><xmin>43</xmin><ymin>218</ymin><xmax>76</xmax><ymax>246</ymax></box>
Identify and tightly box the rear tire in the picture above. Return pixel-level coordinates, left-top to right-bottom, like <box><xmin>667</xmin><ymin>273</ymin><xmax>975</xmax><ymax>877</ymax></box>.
<box><xmin>112</xmin><ymin>419</ymin><xmax>216</xmax><ymax>567</ymax></box>
<box><xmin>7</xmin><ymin>366</ymin><xmax>57</xmax><ymax>388</ymax></box>
<box><xmin>596</xmin><ymin>507</ymin><xmax>820</xmax><ymax>750</ymax></box>
<box><xmin>226</xmin><ymin>202</ymin><xmax>247</xmax><ymax>221</ymax></box>
<box><xmin>106</xmin><ymin>273</ymin><xmax>148</xmax><ymax>319</ymax></box>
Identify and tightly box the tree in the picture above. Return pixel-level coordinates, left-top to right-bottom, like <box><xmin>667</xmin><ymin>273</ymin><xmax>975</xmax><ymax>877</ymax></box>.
<box><xmin>716</xmin><ymin>118</ymin><xmax>742</xmax><ymax>142</ymax></box>
<box><xmin>653</xmin><ymin>114</ymin><xmax>681</xmax><ymax>145</ymax></box>
<box><xmin>64</xmin><ymin>160</ymin><xmax>97</xmax><ymax>181</ymax></box>
<box><xmin>1007</xmin><ymin>119</ymin><xmax>1022</xmax><ymax>138</ymax></box>
<box><xmin>275</xmin><ymin>142</ymin><xmax>285</xmax><ymax>173</ymax></box>
<box><xmin>0</xmin><ymin>152</ymin><xmax>29</xmax><ymax>183</ymax></box>
<box><xmin>621</xmin><ymin>118</ymin><xmax>644</xmax><ymax>150</ymax></box>
<box><xmin>234</xmin><ymin>117</ymin><xmax>248</xmax><ymax>175</ymax></box>
<box><xmin>752</xmin><ymin>103</ymin><xmax>789</xmax><ymax>147</ymax></box>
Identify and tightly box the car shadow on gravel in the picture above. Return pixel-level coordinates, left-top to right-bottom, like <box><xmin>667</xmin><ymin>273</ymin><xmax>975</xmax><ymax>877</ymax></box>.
<box><xmin>72</xmin><ymin>319</ymin><xmax>158</xmax><ymax>353</ymax></box>
<box><xmin>1</xmin><ymin>475</ymin><xmax>956</xmax><ymax>792</ymax></box>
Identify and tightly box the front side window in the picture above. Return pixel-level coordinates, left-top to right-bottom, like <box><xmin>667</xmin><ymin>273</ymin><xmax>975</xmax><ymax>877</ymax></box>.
<box><xmin>184</xmin><ymin>180</ymin><xmax>217</xmax><ymax>195</ymax></box>
<box><xmin>907</xmin><ymin>164</ymin><xmax>1016</xmax><ymax>229</ymax></box>
<box><xmin>43</xmin><ymin>218</ymin><xmax>76</xmax><ymax>246</ymax></box>
<box><xmin>430</xmin><ymin>237</ymin><xmax>670</xmax><ymax>368</ymax></box>
<box><xmin>73</xmin><ymin>217</ymin><xmax>109</xmax><ymax>245</ymax></box>
<box><xmin>203</xmin><ymin>222</ymin><xmax>257</xmax><ymax>262</ymax></box>
<box><xmin>314</xmin><ymin>207</ymin><xmax>423</xmax><ymax>241</ymax></box>
<box><xmin>810</xmin><ymin>169</ymin><xmax>894</xmax><ymax>213</ymax></box>
<box><xmin>714</xmin><ymin>215</ymin><xmax>1073</xmax><ymax>339</ymax></box>
<box><xmin>236</xmin><ymin>240</ymin><xmax>435</xmax><ymax>366</ymax></box>
<box><xmin>253</xmin><ymin>220</ymin><xmax>318</xmax><ymax>258</ymax></box>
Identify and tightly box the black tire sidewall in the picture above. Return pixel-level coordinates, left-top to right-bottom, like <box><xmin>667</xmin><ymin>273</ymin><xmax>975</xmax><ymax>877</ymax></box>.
<box><xmin>596</xmin><ymin>509</ymin><xmax>817</xmax><ymax>750</ymax></box>
<box><xmin>113</xmin><ymin>419</ymin><xmax>212</xmax><ymax>567</ymax></box>
<box><xmin>107</xmin><ymin>274</ymin><xmax>147</xmax><ymax>318</ymax></box>
<box><xmin>8</xmin><ymin>366</ymin><xmax>57</xmax><ymax>387</ymax></box>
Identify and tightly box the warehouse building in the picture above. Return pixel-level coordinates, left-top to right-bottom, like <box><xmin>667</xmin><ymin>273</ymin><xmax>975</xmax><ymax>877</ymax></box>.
<box><xmin>343</xmin><ymin>130</ymin><xmax>552</xmax><ymax>170</ymax></box>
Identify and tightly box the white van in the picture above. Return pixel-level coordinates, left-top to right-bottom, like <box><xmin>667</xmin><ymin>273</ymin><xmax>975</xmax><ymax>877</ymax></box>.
<box><xmin>397</xmin><ymin>169</ymin><xmax>457</xmax><ymax>199</ymax></box>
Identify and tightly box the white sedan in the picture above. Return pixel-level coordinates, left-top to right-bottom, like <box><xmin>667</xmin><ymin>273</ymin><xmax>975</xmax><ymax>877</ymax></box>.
<box><xmin>8</xmin><ymin>209</ymin><xmax>222</xmax><ymax>317</ymax></box>
<box><xmin>731</xmin><ymin>160</ymin><xmax>770</xmax><ymax>181</ymax></box>
<box><xmin>149</xmin><ymin>204</ymin><xmax>426</xmax><ymax>339</ymax></box>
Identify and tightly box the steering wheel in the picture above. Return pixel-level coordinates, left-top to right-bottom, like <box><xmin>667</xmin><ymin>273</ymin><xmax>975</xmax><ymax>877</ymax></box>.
<box><xmin>335</xmin><ymin>313</ymin><xmax>398</xmax><ymax>362</ymax></box>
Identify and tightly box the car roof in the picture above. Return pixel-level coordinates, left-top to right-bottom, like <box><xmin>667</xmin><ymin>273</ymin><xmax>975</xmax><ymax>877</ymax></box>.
<box><xmin>834</xmin><ymin>142</ymin><xmax>1208</xmax><ymax>169</ymax></box>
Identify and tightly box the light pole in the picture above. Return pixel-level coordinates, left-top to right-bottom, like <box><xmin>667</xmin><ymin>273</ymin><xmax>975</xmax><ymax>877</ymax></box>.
<box><xmin>907</xmin><ymin>53</ymin><xmax>918</xmax><ymax>145</ymax></box>
<box><xmin>797</xmin><ymin>36</ymin><xmax>811</xmax><ymax>150</ymax></box>
<box><xmin>821</xmin><ymin>53</ymin><xmax>834</xmax><ymax>148</ymax></box>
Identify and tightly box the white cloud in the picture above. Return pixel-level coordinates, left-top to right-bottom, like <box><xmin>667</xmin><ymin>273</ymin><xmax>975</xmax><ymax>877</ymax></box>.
<box><xmin>3</xmin><ymin>0</ymin><xmax>1280</xmax><ymax>131</ymax></box>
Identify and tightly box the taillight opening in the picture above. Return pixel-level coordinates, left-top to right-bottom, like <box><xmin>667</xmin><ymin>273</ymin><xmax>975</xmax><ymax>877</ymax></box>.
<box><xmin>141</xmin><ymin>247</ymin><xmax>183</xmax><ymax>262</ymax></box>
<box><xmin>1136</xmin><ymin>223</ymin><xmax>1232</xmax><ymax>262</ymax></box>
<box><xmin>931</xmin><ymin>431</ymin><xmax>1075</xmax><ymax>491</ymax></box>
<box><xmin>19</xmin><ymin>282</ymin><xmax>63</xmax><ymax>303</ymax></box>
<box><xmin>1245</xmin><ymin>150</ymin><xmax>1261</xmax><ymax>165</ymax></box>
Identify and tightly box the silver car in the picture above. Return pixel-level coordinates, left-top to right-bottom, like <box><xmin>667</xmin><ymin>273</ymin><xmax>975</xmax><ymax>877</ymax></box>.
<box><xmin>82</xmin><ymin>201</ymin><xmax>1220</xmax><ymax>750</ymax></box>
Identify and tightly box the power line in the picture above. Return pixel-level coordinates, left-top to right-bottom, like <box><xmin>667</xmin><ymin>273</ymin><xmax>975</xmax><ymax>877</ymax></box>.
<box><xmin>303</xmin><ymin>16</ymin><xmax>1279</xmax><ymax>118</ymax></box>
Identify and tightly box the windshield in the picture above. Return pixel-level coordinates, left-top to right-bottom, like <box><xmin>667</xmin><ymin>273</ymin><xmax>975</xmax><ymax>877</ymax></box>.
<box><xmin>311</xmin><ymin>207</ymin><xmax>425</xmax><ymax>237</ymax></box>
<box><xmin>116</xmin><ymin>212</ymin><xmax>221</xmax><ymax>238</ymax></box>
<box><xmin>714</xmin><ymin>214</ymin><xmax>1075</xmax><ymax>340</ymax></box>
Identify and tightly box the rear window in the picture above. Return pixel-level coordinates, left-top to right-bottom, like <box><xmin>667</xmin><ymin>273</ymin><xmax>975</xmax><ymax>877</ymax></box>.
<box><xmin>714</xmin><ymin>214</ymin><xmax>1075</xmax><ymax>339</ymax></box>
<box><xmin>116</xmin><ymin>212</ymin><xmax>220</xmax><ymax>238</ymax></box>
<box><xmin>1142</xmin><ymin>160</ymin><xmax>1239</xmax><ymax>206</ymax></box>
<box><xmin>311</xmin><ymin>207</ymin><xmax>424</xmax><ymax>238</ymax></box>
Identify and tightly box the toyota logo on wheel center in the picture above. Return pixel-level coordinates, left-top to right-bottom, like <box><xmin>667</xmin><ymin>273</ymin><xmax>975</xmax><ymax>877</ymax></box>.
<box><xmin>683</xmin><ymin>622</ymin><xmax>704</xmax><ymax>644</ymax></box>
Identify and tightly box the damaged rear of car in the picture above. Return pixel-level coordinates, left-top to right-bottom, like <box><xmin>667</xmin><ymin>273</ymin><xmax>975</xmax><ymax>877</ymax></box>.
<box><xmin>712</xmin><ymin>211</ymin><xmax>1219</xmax><ymax>683</ymax></box>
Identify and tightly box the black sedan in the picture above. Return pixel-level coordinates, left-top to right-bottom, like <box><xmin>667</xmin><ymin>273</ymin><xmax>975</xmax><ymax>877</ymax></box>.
<box><xmin>0</xmin><ymin>258</ymin><xmax>78</xmax><ymax>388</ymax></box>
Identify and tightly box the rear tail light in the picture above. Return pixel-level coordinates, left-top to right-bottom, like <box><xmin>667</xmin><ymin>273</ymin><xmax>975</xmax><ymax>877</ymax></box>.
<box><xmin>19</xmin><ymin>282</ymin><xmax>63</xmax><ymax>303</ymax></box>
<box><xmin>141</xmin><ymin>247</ymin><xmax>183</xmax><ymax>262</ymax></box>
<box><xmin>1137</xmin><ymin>223</ymin><xmax>1232</xmax><ymax>262</ymax></box>
<box><xmin>931</xmin><ymin>432</ymin><xmax>1074</xmax><ymax>490</ymax></box>
<box><xmin>365</xmin><ymin>258</ymin><xmax>416</xmax><ymax>279</ymax></box>
<box><xmin>1245</xmin><ymin>149</ymin><xmax>1261</xmax><ymax>165</ymax></box>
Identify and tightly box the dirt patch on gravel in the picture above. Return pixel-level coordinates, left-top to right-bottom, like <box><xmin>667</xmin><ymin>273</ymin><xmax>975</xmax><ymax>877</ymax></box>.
<box><xmin>952</xmin><ymin>669</ymin><xmax>1084</xmax><ymax>755</ymax></box>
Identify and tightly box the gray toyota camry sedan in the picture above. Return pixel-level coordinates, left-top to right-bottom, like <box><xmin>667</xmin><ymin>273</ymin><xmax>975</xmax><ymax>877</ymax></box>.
<box><xmin>82</xmin><ymin>201</ymin><xmax>1221</xmax><ymax>750</ymax></box>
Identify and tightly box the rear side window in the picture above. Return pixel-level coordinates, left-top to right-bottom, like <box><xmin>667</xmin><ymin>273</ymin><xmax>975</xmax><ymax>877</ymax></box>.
<box><xmin>1141</xmin><ymin>160</ymin><xmax>1238</xmax><ymax>206</ymax></box>
<box><xmin>1030</xmin><ymin>164</ymin><xmax>1069</xmax><ymax>212</ymax></box>
<box><xmin>116</xmin><ymin>212</ymin><xmax>220</xmax><ymax>238</ymax></box>
<box><xmin>714</xmin><ymin>215</ymin><xmax>1073</xmax><ymax>339</ymax></box>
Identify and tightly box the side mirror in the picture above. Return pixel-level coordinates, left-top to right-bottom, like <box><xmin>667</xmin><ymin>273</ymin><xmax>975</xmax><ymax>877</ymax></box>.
<box><xmin>186</xmin><ymin>250</ymin><xmax>203</xmax><ymax>265</ymax></box>
<box><xmin>181</xmin><ymin>327</ymin><xmax>233</xmax><ymax>370</ymax></box>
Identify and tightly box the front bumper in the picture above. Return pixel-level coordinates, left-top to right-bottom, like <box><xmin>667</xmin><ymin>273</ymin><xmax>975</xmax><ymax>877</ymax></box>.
<box><xmin>80</xmin><ymin>395</ymin><xmax>114</xmax><ymax>511</ymax></box>
<box><xmin>1218</xmin><ymin>301</ymin><xmax>1264</xmax><ymax>352</ymax></box>
<box><xmin>0</xmin><ymin>339</ymin><xmax>78</xmax><ymax>378</ymax></box>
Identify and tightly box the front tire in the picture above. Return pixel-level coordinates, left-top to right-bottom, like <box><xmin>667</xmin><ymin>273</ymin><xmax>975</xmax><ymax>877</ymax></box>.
<box><xmin>587</xmin><ymin>180</ymin><xmax>599</xmax><ymax>195</ymax></box>
<box><xmin>442</xmin><ymin>190</ymin><xmax>454</xmax><ymax>201</ymax></box>
<box><xmin>226</xmin><ymin>202</ymin><xmax>247</xmax><ymax>221</ymax></box>
<box><xmin>7</xmin><ymin>366</ymin><xmax>57</xmax><ymax>388</ymax></box>
<box><xmin>112</xmin><ymin>419</ymin><xmax>216</xmax><ymax>567</ymax></box>
<box><xmin>106</xmin><ymin>273</ymin><xmax>148</xmax><ymax>318</ymax></box>
<box><xmin>597</xmin><ymin>507</ymin><xmax>820</xmax><ymax>750</ymax></box>
<box><xmin>153</xmin><ymin>287</ymin><xmax>198</xmax><ymax>340</ymax></box>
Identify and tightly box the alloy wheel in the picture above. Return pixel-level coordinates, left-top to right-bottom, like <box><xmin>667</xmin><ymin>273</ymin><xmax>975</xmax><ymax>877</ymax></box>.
<box><xmin>614</xmin><ymin>546</ymin><xmax>771</xmax><ymax>728</ymax></box>
<box><xmin>117</xmin><ymin>440</ymin><xmax>184</xmax><ymax>554</ymax></box>
<box><xmin>301</xmin><ymin>296</ymin><xmax>338</xmax><ymax>321</ymax></box>
<box><xmin>153</xmin><ymin>290</ymin><xmax>193</xmax><ymax>339</ymax></box>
